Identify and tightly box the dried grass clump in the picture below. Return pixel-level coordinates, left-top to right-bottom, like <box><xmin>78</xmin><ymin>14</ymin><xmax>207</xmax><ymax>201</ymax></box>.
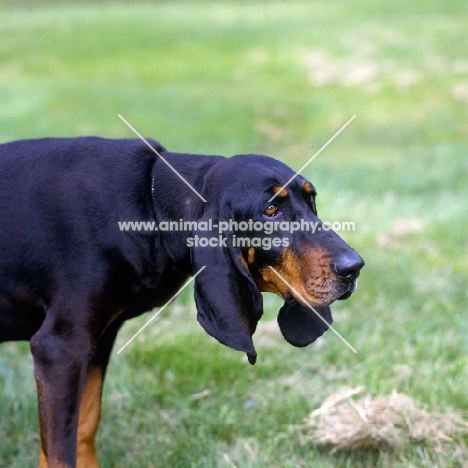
<box><xmin>301</xmin><ymin>387</ymin><xmax>468</xmax><ymax>453</ymax></box>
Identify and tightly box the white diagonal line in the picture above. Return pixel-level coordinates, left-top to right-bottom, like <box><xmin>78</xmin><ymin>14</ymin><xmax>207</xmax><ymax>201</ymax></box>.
<box><xmin>268</xmin><ymin>115</ymin><xmax>356</xmax><ymax>202</ymax></box>
<box><xmin>116</xmin><ymin>266</ymin><xmax>206</xmax><ymax>354</ymax></box>
<box><xmin>268</xmin><ymin>266</ymin><xmax>357</xmax><ymax>353</ymax></box>
<box><xmin>118</xmin><ymin>114</ymin><xmax>207</xmax><ymax>203</ymax></box>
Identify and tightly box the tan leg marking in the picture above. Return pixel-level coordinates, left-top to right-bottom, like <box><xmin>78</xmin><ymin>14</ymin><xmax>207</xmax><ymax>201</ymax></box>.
<box><xmin>38</xmin><ymin>365</ymin><xmax>103</xmax><ymax>467</ymax></box>
<box><xmin>38</xmin><ymin>451</ymin><xmax>68</xmax><ymax>468</ymax></box>
<box><xmin>76</xmin><ymin>365</ymin><xmax>103</xmax><ymax>468</ymax></box>
<box><xmin>38</xmin><ymin>449</ymin><xmax>47</xmax><ymax>468</ymax></box>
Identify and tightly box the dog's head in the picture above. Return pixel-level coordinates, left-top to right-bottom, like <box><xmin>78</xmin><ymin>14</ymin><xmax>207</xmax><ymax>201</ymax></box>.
<box><xmin>190</xmin><ymin>154</ymin><xmax>364</xmax><ymax>364</ymax></box>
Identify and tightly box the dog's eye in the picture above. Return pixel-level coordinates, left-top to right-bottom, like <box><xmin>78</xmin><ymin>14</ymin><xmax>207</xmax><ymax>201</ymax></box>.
<box><xmin>264</xmin><ymin>204</ymin><xmax>278</xmax><ymax>217</ymax></box>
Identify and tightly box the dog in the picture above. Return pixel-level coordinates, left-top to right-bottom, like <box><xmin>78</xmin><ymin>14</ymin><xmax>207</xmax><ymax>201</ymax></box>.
<box><xmin>0</xmin><ymin>137</ymin><xmax>364</xmax><ymax>467</ymax></box>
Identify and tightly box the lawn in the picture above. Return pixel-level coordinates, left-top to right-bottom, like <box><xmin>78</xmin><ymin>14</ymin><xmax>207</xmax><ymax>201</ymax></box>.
<box><xmin>0</xmin><ymin>1</ymin><xmax>467</xmax><ymax>467</ymax></box>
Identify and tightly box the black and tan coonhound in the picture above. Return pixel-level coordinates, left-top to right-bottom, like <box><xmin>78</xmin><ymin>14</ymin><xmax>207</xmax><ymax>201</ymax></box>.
<box><xmin>0</xmin><ymin>137</ymin><xmax>363</xmax><ymax>467</ymax></box>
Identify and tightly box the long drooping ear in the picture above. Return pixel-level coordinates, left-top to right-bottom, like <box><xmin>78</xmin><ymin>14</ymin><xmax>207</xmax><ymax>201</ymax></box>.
<box><xmin>191</xmin><ymin>218</ymin><xmax>263</xmax><ymax>365</ymax></box>
<box><xmin>277</xmin><ymin>303</ymin><xmax>332</xmax><ymax>347</ymax></box>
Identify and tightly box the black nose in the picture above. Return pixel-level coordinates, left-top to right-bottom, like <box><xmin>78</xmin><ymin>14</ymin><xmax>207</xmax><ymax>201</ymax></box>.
<box><xmin>331</xmin><ymin>252</ymin><xmax>364</xmax><ymax>282</ymax></box>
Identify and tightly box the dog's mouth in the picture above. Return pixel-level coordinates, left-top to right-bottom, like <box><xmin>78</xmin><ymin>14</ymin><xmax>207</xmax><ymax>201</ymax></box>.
<box><xmin>338</xmin><ymin>290</ymin><xmax>352</xmax><ymax>300</ymax></box>
<box><xmin>256</xmin><ymin>260</ymin><xmax>360</xmax><ymax>308</ymax></box>
<box><xmin>285</xmin><ymin>278</ymin><xmax>358</xmax><ymax>307</ymax></box>
<box><xmin>337</xmin><ymin>278</ymin><xmax>358</xmax><ymax>301</ymax></box>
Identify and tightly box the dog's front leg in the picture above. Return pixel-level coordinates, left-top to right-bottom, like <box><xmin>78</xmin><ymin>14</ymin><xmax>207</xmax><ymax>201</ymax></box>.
<box><xmin>31</xmin><ymin>317</ymin><xmax>91</xmax><ymax>468</ymax></box>
<box><xmin>75</xmin><ymin>320</ymin><xmax>123</xmax><ymax>468</ymax></box>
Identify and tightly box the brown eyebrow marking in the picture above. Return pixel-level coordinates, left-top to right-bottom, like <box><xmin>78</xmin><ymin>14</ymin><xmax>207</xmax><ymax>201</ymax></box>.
<box><xmin>302</xmin><ymin>181</ymin><xmax>314</xmax><ymax>194</ymax></box>
<box><xmin>248</xmin><ymin>247</ymin><xmax>255</xmax><ymax>264</ymax></box>
<box><xmin>272</xmin><ymin>185</ymin><xmax>288</xmax><ymax>198</ymax></box>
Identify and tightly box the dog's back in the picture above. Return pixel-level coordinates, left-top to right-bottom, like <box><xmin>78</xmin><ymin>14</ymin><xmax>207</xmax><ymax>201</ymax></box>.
<box><xmin>0</xmin><ymin>137</ymin><xmax>162</xmax><ymax>342</ymax></box>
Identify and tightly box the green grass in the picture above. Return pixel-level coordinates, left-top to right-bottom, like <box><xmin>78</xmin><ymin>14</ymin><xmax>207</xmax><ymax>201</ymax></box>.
<box><xmin>0</xmin><ymin>1</ymin><xmax>467</xmax><ymax>467</ymax></box>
